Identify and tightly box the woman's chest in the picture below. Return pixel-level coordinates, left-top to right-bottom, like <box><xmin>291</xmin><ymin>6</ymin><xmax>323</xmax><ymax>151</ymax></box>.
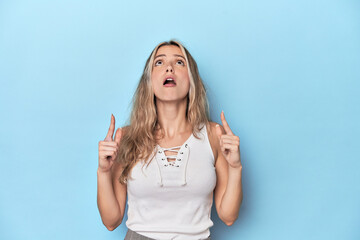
<box><xmin>127</xmin><ymin>143</ymin><xmax>216</xmax><ymax>199</ymax></box>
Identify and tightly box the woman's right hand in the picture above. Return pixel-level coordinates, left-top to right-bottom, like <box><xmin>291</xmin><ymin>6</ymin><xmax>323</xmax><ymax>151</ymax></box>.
<box><xmin>98</xmin><ymin>114</ymin><xmax>122</xmax><ymax>173</ymax></box>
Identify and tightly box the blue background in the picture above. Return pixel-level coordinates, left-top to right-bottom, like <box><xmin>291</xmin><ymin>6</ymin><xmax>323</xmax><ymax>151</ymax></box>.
<box><xmin>1</xmin><ymin>0</ymin><xmax>359</xmax><ymax>239</ymax></box>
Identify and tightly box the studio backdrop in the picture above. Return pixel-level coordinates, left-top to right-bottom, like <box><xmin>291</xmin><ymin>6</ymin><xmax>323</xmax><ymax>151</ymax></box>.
<box><xmin>0</xmin><ymin>0</ymin><xmax>359</xmax><ymax>239</ymax></box>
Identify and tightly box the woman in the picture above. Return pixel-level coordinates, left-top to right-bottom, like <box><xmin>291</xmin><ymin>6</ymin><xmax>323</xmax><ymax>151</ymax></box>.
<box><xmin>97</xmin><ymin>40</ymin><xmax>243</xmax><ymax>240</ymax></box>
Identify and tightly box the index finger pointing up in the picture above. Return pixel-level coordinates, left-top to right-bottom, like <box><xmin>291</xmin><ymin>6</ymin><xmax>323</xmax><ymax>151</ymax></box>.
<box><xmin>220</xmin><ymin>111</ymin><xmax>234</xmax><ymax>135</ymax></box>
<box><xmin>104</xmin><ymin>114</ymin><xmax>115</xmax><ymax>141</ymax></box>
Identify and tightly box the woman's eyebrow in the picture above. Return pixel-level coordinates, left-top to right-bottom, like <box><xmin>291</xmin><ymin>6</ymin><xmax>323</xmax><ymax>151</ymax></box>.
<box><xmin>154</xmin><ymin>54</ymin><xmax>186</xmax><ymax>60</ymax></box>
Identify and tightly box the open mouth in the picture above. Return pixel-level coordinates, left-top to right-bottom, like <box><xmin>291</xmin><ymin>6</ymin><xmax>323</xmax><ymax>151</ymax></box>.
<box><xmin>163</xmin><ymin>77</ymin><xmax>176</xmax><ymax>86</ymax></box>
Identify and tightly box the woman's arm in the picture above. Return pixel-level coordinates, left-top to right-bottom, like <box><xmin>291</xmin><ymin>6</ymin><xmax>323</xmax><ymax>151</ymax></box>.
<box><xmin>97</xmin><ymin>116</ymin><xmax>127</xmax><ymax>231</ymax></box>
<box><xmin>210</xmin><ymin>113</ymin><xmax>243</xmax><ymax>226</ymax></box>
<box><xmin>97</xmin><ymin>163</ymin><xmax>127</xmax><ymax>231</ymax></box>
<box><xmin>214</xmin><ymin>155</ymin><xmax>243</xmax><ymax>226</ymax></box>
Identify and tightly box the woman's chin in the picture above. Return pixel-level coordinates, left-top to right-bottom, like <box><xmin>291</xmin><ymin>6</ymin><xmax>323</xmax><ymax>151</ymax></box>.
<box><xmin>155</xmin><ymin>96</ymin><xmax>188</xmax><ymax>103</ymax></box>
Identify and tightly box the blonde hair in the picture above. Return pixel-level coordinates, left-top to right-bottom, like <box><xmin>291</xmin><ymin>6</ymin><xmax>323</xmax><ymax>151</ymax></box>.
<box><xmin>117</xmin><ymin>39</ymin><xmax>211</xmax><ymax>184</ymax></box>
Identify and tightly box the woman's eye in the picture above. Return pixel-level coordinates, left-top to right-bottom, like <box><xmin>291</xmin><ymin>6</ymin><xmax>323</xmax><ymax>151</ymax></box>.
<box><xmin>155</xmin><ymin>60</ymin><xmax>162</xmax><ymax>66</ymax></box>
<box><xmin>177</xmin><ymin>60</ymin><xmax>185</xmax><ymax>65</ymax></box>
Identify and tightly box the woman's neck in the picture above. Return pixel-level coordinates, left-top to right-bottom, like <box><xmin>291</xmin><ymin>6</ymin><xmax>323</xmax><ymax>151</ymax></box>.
<box><xmin>155</xmin><ymin>98</ymin><xmax>191</xmax><ymax>138</ymax></box>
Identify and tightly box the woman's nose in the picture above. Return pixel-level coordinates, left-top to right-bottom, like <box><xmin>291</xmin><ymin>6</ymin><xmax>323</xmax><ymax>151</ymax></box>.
<box><xmin>166</xmin><ymin>64</ymin><xmax>173</xmax><ymax>73</ymax></box>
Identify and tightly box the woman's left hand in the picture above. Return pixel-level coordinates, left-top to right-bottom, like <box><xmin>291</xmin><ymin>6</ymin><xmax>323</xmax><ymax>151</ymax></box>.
<box><xmin>215</xmin><ymin>111</ymin><xmax>242</xmax><ymax>169</ymax></box>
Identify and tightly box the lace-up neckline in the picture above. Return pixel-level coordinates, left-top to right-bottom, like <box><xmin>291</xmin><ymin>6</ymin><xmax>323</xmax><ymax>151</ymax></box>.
<box><xmin>157</xmin><ymin>144</ymin><xmax>188</xmax><ymax>167</ymax></box>
<box><xmin>159</xmin><ymin>145</ymin><xmax>182</xmax><ymax>164</ymax></box>
<box><xmin>156</xmin><ymin>132</ymin><xmax>194</xmax><ymax>166</ymax></box>
<box><xmin>154</xmin><ymin>132</ymin><xmax>194</xmax><ymax>187</ymax></box>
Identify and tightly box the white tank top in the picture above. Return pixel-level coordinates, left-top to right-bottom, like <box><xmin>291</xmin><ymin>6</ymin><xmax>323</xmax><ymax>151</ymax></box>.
<box><xmin>125</xmin><ymin>123</ymin><xmax>217</xmax><ymax>240</ymax></box>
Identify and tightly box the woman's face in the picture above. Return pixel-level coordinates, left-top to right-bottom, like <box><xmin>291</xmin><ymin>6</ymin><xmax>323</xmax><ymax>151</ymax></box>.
<box><xmin>151</xmin><ymin>45</ymin><xmax>190</xmax><ymax>103</ymax></box>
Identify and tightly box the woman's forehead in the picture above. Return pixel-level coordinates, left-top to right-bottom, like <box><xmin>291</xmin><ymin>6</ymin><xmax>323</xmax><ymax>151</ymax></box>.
<box><xmin>155</xmin><ymin>45</ymin><xmax>184</xmax><ymax>57</ymax></box>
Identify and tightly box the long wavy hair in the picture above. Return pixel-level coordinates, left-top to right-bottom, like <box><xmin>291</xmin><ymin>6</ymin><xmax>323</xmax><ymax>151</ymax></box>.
<box><xmin>116</xmin><ymin>39</ymin><xmax>211</xmax><ymax>184</ymax></box>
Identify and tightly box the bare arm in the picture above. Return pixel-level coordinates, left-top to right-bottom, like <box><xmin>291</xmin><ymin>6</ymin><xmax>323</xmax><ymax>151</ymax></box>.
<box><xmin>210</xmin><ymin>112</ymin><xmax>243</xmax><ymax>226</ymax></box>
<box><xmin>97</xmin><ymin>163</ymin><xmax>127</xmax><ymax>231</ymax></box>
<box><xmin>97</xmin><ymin>114</ymin><xmax>127</xmax><ymax>231</ymax></box>
<box><xmin>214</xmin><ymin>157</ymin><xmax>243</xmax><ymax>226</ymax></box>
